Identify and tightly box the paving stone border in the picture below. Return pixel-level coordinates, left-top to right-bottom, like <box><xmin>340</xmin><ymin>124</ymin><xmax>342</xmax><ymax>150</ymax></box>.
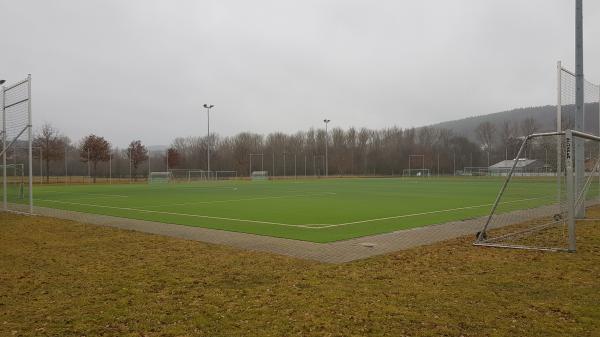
<box><xmin>4</xmin><ymin>203</ymin><xmax>574</xmax><ymax>263</ymax></box>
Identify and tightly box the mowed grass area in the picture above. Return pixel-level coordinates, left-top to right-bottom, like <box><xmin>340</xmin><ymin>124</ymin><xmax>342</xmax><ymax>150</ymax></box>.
<box><xmin>24</xmin><ymin>177</ymin><xmax>562</xmax><ymax>242</ymax></box>
<box><xmin>1</xmin><ymin>211</ymin><xmax>599</xmax><ymax>336</ymax></box>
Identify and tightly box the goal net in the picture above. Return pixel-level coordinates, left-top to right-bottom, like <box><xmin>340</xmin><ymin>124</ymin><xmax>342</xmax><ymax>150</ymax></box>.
<box><xmin>0</xmin><ymin>164</ymin><xmax>25</xmax><ymax>200</ymax></box>
<box><xmin>148</xmin><ymin>171</ymin><xmax>171</xmax><ymax>184</ymax></box>
<box><xmin>1</xmin><ymin>76</ymin><xmax>33</xmax><ymax>214</ymax></box>
<box><xmin>461</xmin><ymin>167</ymin><xmax>490</xmax><ymax>176</ymax></box>
<box><xmin>474</xmin><ymin>130</ymin><xmax>600</xmax><ymax>252</ymax></box>
<box><xmin>251</xmin><ymin>171</ymin><xmax>269</xmax><ymax>181</ymax></box>
<box><xmin>402</xmin><ymin>169</ymin><xmax>430</xmax><ymax>177</ymax></box>
<box><xmin>168</xmin><ymin>169</ymin><xmax>238</xmax><ymax>182</ymax></box>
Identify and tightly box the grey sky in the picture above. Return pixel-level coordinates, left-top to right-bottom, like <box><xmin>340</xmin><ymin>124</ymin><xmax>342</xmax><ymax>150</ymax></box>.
<box><xmin>1</xmin><ymin>0</ymin><xmax>599</xmax><ymax>147</ymax></box>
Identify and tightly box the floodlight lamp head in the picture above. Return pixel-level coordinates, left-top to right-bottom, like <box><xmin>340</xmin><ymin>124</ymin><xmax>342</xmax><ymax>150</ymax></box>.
<box><xmin>204</xmin><ymin>104</ymin><xmax>214</xmax><ymax>109</ymax></box>
<box><xmin>324</xmin><ymin>119</ymin><xmax>330</xmax><ymax>123</ymax></box>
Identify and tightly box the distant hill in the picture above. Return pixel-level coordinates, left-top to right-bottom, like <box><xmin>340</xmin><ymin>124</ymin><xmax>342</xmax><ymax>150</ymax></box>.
<box><xmin>428</xmin><ymin>103</ymin><xmax>600</xmax><ymax>142</ymax></box>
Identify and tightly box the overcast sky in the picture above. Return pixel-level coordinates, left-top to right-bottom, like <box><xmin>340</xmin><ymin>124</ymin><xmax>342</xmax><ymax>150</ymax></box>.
<box><xmin>1</xmin><ymin>0</ymin><xmax>600</xmax><ymax>147</ymax></box>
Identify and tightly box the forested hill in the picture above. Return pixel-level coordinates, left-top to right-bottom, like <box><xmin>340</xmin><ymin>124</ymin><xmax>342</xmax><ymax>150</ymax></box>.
<box><xmin>428</xmin><ymin>103</ymin><xmax>600</xmax><ymax>141</ymax></box>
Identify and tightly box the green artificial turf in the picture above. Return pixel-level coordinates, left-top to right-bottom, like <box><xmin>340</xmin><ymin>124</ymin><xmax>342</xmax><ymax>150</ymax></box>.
<box><xmin>17</xmin><ymin>176</ymin><xmax>571</xmax><ymax>242</ymax></box>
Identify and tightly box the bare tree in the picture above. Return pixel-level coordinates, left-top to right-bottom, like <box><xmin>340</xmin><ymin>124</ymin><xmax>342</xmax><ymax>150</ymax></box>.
<box><xmin>126</xmin><ymin>140</ymin><xmax>148</xmax><ymax>180</ymax></box>
<box><xmin>165</xmin><ymin>147</ymin><xmax>181</xmax><ymax>169</ymax></box>
<box><xmin>520</xmin><ymin>117</ymin><xmax>539</xmax><ymax>137</ymax></box>
<box><xmin>475</xmin><ymin>121</ymin><xmax>496</xmax><ymax>166</ymax></box>
<box><xmin>79</xmin><ymin>135</ymin><xmax>110</xmax><ymax>183</ymax></box>
<box><xmin>33</xmin><ymin>123</ymin><xmax>66</xmax><ymax>183</ymax></box>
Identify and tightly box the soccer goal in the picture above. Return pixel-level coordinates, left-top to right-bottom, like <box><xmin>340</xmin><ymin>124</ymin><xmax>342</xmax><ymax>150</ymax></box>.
<box><xmin>148</xmin><ymin>171</ymin><xmax>171</xmax><ymax>184</ymax></box>
<box><xmin>251</xmin><ymin>171</ymin><xmax>269</xmax><ymax>181</ymax></box>
<box><xmin>1</xmin><ymin>76</ymin><xmax>33</xmax><ymax>214</ymax></box>
<box><xmin>404</xmin><ymin>154</ymin><xmax>429</xmax><ymax>177</ymax></box>
<box><xmin>167</xmin><ymin>169</ymin><xmax>238</xmax><ymax>182</ymax></box>
<box><xmin>462</xmin><ymin>167</ymin><xmax>490</xmax><ymax>176</ymax></box>
<box><xmin>402</xmin><ymin>169</ymin><xmax>430</xmax><ymax>177</ymax></box>
<box><xmin>474</xmin><ymin>130</ymin><xmax>600</xmax><ymax>252</ymax></box>
<box><xmin>215</xmin><ymin>170</ymin><xmax>237</xmax><ymax>180</ymax></box>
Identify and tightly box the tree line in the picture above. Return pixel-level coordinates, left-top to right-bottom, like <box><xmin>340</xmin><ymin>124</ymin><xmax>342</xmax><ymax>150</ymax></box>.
<box><xmin>13</xmin><ymin>117</ymin><xmax>557</xmax><ymax>182</ymax></box>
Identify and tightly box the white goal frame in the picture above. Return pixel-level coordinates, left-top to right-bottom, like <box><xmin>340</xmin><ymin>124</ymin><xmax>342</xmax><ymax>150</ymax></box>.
<box><xmin>148</xmin><ymin>171</ymin><xmax>171</xmax><ymax>183</ymax></box>
<box><xmin>475</xmin><ymin>129</ymin><xmax>600</xmax><ymax>253</ymax></box>
<box><xmin>251</xmin><ymin>170</ymin><xmax>269</xmax><ymax>180</ymax></box>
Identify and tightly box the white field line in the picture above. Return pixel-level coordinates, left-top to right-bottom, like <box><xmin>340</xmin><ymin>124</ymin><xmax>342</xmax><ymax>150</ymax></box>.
<box><xmin>38</xmin><ymin>191</ymin><xmax>129</xmax><ymax>198</ymax></box>
<box><xmin>36</xmin><ymin>196</ymin><xmax>548</xmax><ymax>230</ymax></box>
<box><xmin>146</xmin><ymin>192</ymin><xmax>337</xmax><ymax>208</ymax></box>
<box><xmin>305</xmin><ymin>196</ymin><xmax>547</xmax><ymax>228</ymax></box>
<box><xmin>36</xmin><ymin>198</ymin><xmax>315</xmax><ymax>229</ymax></box>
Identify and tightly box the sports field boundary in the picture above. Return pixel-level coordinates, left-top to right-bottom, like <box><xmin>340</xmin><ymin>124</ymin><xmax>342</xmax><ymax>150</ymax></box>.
<box><xmin>3</xmin><ymin>201</ymin><xmax>583</xmax><ymax>263</ymax></box>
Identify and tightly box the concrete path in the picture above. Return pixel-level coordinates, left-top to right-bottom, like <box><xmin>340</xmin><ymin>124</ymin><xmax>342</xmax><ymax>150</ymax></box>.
<box><xmin>3</xmin><ymin>203</ymin><xmax>568</xmax><ymax>263</ymax></box>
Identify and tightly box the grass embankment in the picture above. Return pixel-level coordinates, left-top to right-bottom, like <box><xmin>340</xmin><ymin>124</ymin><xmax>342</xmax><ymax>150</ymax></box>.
<box><xmin>1</xmin><ymin>210</ymin><xmax>599</xmax><ymax>336</ymax></box>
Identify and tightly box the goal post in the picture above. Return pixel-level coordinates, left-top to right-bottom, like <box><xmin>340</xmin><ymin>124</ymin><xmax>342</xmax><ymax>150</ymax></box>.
<box><xmin>167</xmin><ymin>169</ymin><xmax>238</xmax><ymax>182</ymax></box>
<box><xmin>402</xmin><ymin>169</ymin><xmax>430</xmax><ymax>177</ymax></box>
<box><xmin>0</xmin><ymin>164</ymin><xmax>25</xmax><ymax>200</ymax></box>
<box><xmin>249</xmin><ymin>153</ymin><xmax>264</xmax><ymax>177</ymax></box>
<box><xmin>405</xmin><ymin>154</ymin><xmax>428</xmax><ymax>177</ymax></box>
<box><xmin>1</xmin><ymin>75</ymin><xmax>33</xmax><ymax>214</ymax></box>
<box><xmin>251</xmin><ymin>171</ymin><xmax>269</xmax><ymax>181</ymax></box>
<box><xmin>148</xmin><ymin>171</ymin><xmax>171</xmax><ymax>183</ymax></box>
<box><xmin>474</xmin><ymin>129</ymin><xmax>600</xmax><ymax>252</ymax></box>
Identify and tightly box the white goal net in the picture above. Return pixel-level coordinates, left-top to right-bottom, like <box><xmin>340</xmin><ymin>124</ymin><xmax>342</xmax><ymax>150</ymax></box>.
<box><xmin>251</xmin><ymin>171</ymin><xmax>269</xmax><ymax>181</ymax></box>
<box><xmin>148</xmin><ymin>171</ymin><xmax>171</xmax><ymax>184</ymax></box>
<box><xmin>1</xmin><ymin>76</ymin><xmax>33</xmax><ymax>214</ymax></box>
<box><xmin>168</xmin><ymin>169</ymin><xmax>238</xmax><ymax>182</ymax></box>
<box><xmin>402</xmin><ymin>169</ymin><xmax>430</xmax><ymax>177</ymax></box>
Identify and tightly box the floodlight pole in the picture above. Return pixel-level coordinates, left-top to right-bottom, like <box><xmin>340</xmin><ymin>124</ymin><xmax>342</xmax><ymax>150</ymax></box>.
<box><xmin>129</xmin><ymin>148</ymin><xmax>132</xmax><ymax>183</ymax></box>
<box><xmin>87</xmin><ymin>149</ymin><xmax>90</xmax><ymax>178</ymax></box>
<box><xmin>109</xmin><ymin>152</ymin><xmax>112</xmax><ymax>184</ymax></box>
<box><xmin>283</xmin><ymin>151</ymin><xmax>286</xmax><ymax>177</ymax></box>
<box><xmin>166</xmin><ymin>149</ymin><xmax>169</xmax><ymax>172</ymax></box>
<box><xmin>453</xmin><ymin>151</ymin><xmax>456</xmax><ymax>176</ymax></box>
<box><xmin>64</xmin><ymin>146</ymin><xmax>68</xmax><ymax>184</ymax></box>
<box><xmin>203</xmin><ymin>104</ymin><xmax>214</xmax><ymax>177</ymax></box>
<box><xmin>1</xmin><ymin>82</ymin><xmax>6</xmax><ymax>211</ymax></box>
<box><xmin>39</xmin><ymin>148</ymin><xmax>42</xmax><ymax>184</ymax></box>
<box><xmin>575</xmin><ymin>0</ymin><xmax>585</xmax><ymax>217</ymax></box>
<box><xmin>324</xmin><ymin>119</ymin><xmax>330</xmax><ymax>177</ymax></box>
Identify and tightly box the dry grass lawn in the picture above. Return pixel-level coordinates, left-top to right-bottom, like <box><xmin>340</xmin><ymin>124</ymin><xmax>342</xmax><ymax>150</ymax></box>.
<box><xmin>1</xmin><ymin>209</ymin><xmax>599</xmax><ymax>337</ymax></box>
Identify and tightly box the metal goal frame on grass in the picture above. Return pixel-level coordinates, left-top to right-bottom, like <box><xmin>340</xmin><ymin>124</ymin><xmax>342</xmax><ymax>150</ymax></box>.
<box><xmin>474</xmin><ymin>129</ymin><xmax>600</xmax><ymax>252</ymax></box>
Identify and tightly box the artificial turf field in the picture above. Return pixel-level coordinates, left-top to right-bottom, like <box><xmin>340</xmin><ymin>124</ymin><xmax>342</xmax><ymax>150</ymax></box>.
<box><xmin>17</xmin><ymin>176</ymin><xmax>566</xmax><ymax>242</ymax></box>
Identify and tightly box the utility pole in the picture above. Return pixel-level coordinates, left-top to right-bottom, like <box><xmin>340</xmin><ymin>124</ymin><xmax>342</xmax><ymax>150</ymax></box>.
<box><xmin>324</xmin><ymin>119</ymin><xmax>331</xmax><ymax>177</ymax></box>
